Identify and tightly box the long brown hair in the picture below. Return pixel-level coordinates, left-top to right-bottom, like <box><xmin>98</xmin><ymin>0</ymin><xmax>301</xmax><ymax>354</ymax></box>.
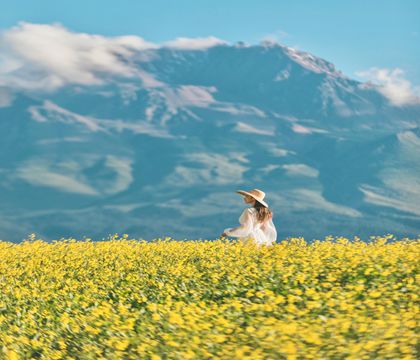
<box><xmin>253</xmin><ymin>200</ymin><xmax>273</xmax><ymax>223</ymax></box>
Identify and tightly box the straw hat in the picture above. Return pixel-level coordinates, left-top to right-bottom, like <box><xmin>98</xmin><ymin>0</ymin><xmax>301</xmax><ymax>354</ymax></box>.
<box><xmin>236</xmin><ymin>188</ymin><xmax>269</xmax><ymax>208</ymax></box>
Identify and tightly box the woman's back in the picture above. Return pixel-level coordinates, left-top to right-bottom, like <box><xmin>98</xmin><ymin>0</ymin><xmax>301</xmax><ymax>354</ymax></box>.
<box><xmin>249</xmin><ymin>208</ymin><xmax>277</xmax><ymax>245</ymax></box>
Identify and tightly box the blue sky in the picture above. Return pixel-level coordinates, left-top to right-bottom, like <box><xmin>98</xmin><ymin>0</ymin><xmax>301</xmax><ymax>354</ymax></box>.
<box><xmin>1</xmin><ymin>0</ymin><xmax>419</xmax><ymax>84</ymax></box>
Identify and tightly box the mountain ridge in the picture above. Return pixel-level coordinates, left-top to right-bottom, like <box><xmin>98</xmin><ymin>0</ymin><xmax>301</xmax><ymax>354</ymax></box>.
<box><xmin>0</xmin><ymin>43</ymin><xmax>419</xmax><ymax>241</ymax></box>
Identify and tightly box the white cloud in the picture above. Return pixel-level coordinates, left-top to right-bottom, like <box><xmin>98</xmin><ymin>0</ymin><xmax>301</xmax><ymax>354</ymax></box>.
<box><xmin>0</xmin><ymin>22</ymin><xmax>232</xmax><ymax>97</ymax></box>
<box><xmin>282</xmin><ymin>164</ymin><xmax>319</xmax><ymax>178</ymax></box>
<box><xmin>163</xmin><ymin>36</ymin><xmax>228</xmax><ymax>50</ymax></box>
<box><xmin>262</xmin><ymin>164</ymin><xmax>282</xmax><ymax>174</ymax></box>
<box><xmin>356</xmin><ymin>67</ymin><xmax>420</xmax><ymax>106</ymax></box>
<box><xmin>0</xmin><ymin>22</ymin><xmax>159</xmax><ymax>92</ymax></box>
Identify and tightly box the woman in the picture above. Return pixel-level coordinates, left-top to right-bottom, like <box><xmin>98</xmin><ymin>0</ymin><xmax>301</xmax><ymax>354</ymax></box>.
<box><xmin>221</xmin><ymin>188</ymin><xmax>277</xmax><ymax>246</ymax></box>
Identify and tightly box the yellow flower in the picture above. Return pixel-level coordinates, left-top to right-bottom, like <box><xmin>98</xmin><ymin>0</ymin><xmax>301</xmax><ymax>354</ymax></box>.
<box><xmin>114</xmin><ymin>339</ymin><xmax>130</xmax><ymax>351</ymax></box>
<box><xmin>147</xmin><ymin>303</ymin><xmax>158</xmax><ymax>312</ymax></box>
<box><xmin>6</xmin><ymin>350</ymin><xmax>19</xmax><ymax>360</ymax></box>
<box><xmin>168</xmin><ymin>313</ymin><xmax>184</xmax><ymax>325</ymax></box>
<box><xmin>152</xmin><ymin>313</ymin><xmax>161</xmax><ymax>321</ymax></box>
<box><xmin>0</xmin><ymin>235</ymin><xmax>417</xmax><ymax>359</ymax></box>
<box><xmin>370</xmin><ymin>291</ymin><xmax>382</xmax><ymax>298</ymax></box>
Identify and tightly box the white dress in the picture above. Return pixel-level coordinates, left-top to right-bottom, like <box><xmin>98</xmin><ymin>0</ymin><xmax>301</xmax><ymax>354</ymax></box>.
<box><xmin>224</xmin><ymin>207</ymin><xmax>277</xmax><ymax>246</ymax></box>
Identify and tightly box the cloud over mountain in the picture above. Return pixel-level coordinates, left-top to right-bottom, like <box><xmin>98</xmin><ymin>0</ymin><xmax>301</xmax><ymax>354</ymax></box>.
<box><xmin>0</xmin><ymin>23</ymin><xmax>228</xmax><ymax>93</ymax></box>
<box><xmin>0</xmin><ymin>22</ymin><xmax>158</xmax><ymax>91</ymax></box>
<box><xmin>162</xmin><ymin>36</ymin><xmax>228</xmax><ymax>50</ymax></box>
<box><xmin>356</xmin><ymin>67</ymin><xmax>420</xmax><ymax>106</ymax></box>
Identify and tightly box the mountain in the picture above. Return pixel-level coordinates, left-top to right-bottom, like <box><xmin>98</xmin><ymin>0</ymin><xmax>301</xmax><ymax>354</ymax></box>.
<box><xmin>1</xmin><ymin>42</ymin><xmax>419</xmax><ymax>242</ymax></box>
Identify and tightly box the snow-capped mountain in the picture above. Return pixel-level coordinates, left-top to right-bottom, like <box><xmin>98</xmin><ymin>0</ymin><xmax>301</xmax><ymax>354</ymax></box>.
<box><xmin>1</xmin><ymin>42</ymin><xmax>419</xmax><ymax>242</ymax></box>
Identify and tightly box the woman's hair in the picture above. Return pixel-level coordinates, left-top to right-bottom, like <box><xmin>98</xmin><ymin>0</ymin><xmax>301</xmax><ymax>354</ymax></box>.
<box><xmin>253</xmin><ymin>200</ymin><xmax>273</xmax><ymax>223</ymax></box>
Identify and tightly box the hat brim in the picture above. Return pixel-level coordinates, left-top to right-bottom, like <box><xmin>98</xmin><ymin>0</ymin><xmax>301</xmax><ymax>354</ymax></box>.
<box><xmin>236</xmin><ymin>190</ymin><xmax>269</xmax><ymax>208</ymax></box>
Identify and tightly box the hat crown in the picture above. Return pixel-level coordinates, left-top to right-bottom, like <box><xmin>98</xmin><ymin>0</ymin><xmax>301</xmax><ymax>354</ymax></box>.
<box><xmin>249</xmin><ymin>189</ymin><xmax>265</xmax><ymax>200</ymax></box>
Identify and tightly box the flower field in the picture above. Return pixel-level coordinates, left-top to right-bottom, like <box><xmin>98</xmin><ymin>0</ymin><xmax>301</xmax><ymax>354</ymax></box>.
<box><xmin>0</xmin><ymin>235</ymin><xmax>418</xmax><ymax>359</ymax></box>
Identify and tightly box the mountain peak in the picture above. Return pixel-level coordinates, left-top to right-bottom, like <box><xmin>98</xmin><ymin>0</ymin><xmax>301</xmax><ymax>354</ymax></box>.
<box><xmin>283</xmin><ymin>46</ymin><xmax>342</xmax><ymax>77</ymax></box>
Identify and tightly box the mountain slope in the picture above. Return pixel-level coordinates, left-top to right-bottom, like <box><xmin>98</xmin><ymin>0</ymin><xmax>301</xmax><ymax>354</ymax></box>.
<box><xmin>0</xmin><ymin>43</ymin><xmax>419</xmax><ymax>242</ymax></box>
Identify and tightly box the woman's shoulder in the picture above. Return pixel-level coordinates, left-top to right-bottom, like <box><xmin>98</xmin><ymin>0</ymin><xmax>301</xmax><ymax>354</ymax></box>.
<box><xmin>239</xmin><ymin>208</ymin><xmax>256</xmax><ymax>224</ymax></box>
<box><xmin>245</xmin><ymin>207</ymin><xmax>257</xmax><ymax>216</ymax></box>
<box><xmin>241</xmin><ymin>207</ymin><xmax>255</xmax><ymax>215</ymax></box>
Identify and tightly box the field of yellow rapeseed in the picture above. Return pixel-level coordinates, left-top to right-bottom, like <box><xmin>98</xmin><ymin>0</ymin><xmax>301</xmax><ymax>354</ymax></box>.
<box><xmin>0</xmin><ymin>234</ymin><xmax>418</xmax><ymax>359</ymax></box>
